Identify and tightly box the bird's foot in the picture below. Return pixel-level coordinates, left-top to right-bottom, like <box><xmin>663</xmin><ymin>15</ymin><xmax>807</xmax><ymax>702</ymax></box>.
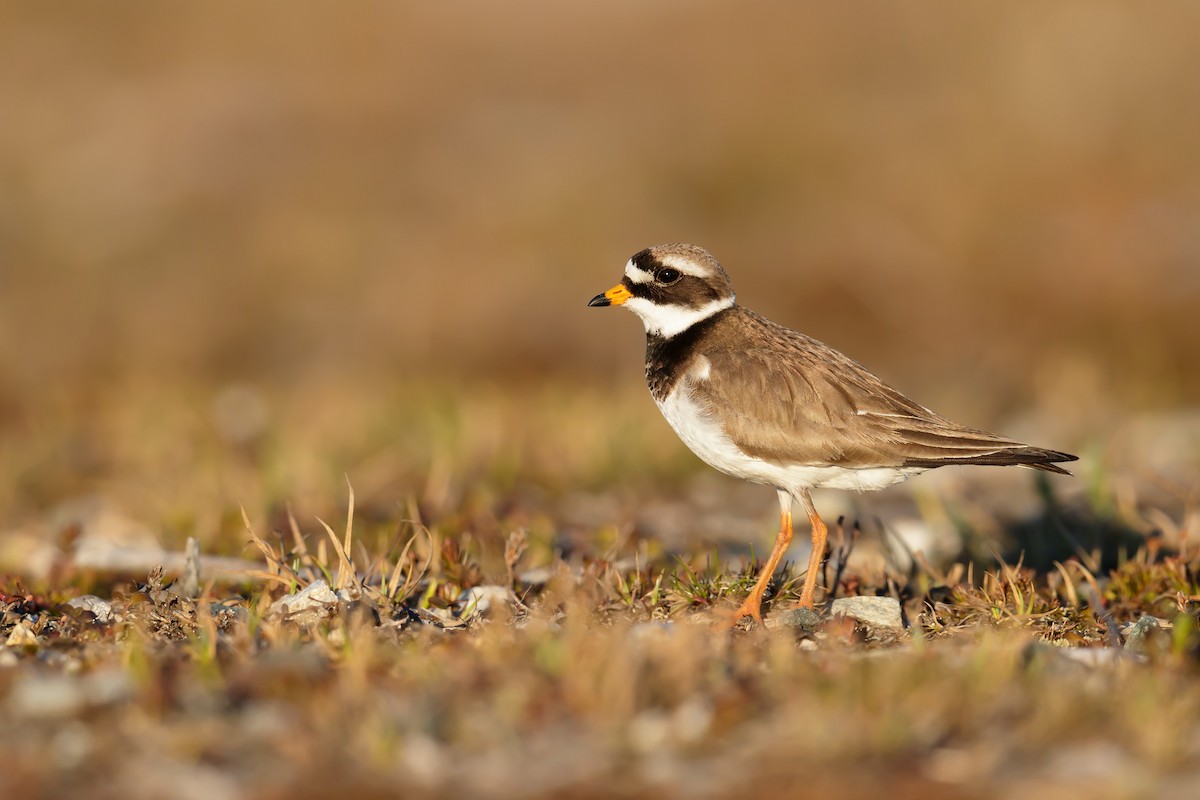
<box><xmin>715</xmin><ymin>597</ymin><xmax>765</xmax><ymax>631</ymax></box>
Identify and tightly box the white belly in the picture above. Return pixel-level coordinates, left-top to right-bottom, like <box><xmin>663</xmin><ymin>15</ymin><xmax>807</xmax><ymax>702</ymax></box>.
<box><xmin>655</xmin><ymin>385</ymin><xmax>923</xmax><ymax>493</ymax></box>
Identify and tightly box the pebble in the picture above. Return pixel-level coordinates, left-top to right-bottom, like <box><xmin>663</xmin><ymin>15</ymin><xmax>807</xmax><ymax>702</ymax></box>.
<box><xmin>65</xmin><ymin>594</ymin><xmax>114</xmax><ymax>625</ymax></box>
<box><xmin>830</xmin><ymin>596</ymin><xmax>904</xmax><ymax>630</ymax></box>
<box><xmin>267</xmin><ymin>579</ymin><xmax>341</xmax><ymax>625</ymax></box>
<box><xmin>456</xmin><ymin>585</ymin><xmax>517</xmax><ymax>619</ymax></box>
<box><xmin>4</xmin><ymin>622</ymin><xmax>39</xmax><ymax>650</ymax></box>
<box><xmin>1122</xmin><ymin>615</ymin><xmax>1170</xmax><ymax>653</ymax></box>
<box><xmin>768</xmin><ymin>607</ymin><xmax>823</xmax><ymax>633</ymax></box>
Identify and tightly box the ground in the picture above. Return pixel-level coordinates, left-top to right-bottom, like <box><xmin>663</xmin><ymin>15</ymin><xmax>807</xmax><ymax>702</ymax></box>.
<box><xmin>2</xmin><ymin>385</ymin><xmax>1198</xmax><ymax>800</ymax></box>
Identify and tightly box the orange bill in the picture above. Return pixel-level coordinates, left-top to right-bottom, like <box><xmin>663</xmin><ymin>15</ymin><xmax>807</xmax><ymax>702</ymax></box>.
<box><xmin>587</xmin><ymin>283</ymin><xmax>632</xmax><ymax>307</ymax></box>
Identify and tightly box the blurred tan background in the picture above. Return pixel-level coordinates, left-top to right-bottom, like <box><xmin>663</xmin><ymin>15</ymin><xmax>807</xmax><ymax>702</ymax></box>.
<box><xmin>1</xmin><ymin>3</ymin><xmax>1198</xmax><ymax>536</ymax></box>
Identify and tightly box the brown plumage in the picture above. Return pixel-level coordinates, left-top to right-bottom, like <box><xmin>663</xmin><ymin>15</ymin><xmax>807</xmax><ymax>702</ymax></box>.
<box><xmin>647</xmin><ymin>306</ymin><xmax>1075</xmax><ymax>474</ymax></box>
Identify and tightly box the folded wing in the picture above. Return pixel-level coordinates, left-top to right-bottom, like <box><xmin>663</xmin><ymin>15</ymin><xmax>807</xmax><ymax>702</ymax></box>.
<box><xmin>691</xmin><ymin>314</ymin><xmax>1077</xmax><ymax>474</ymax></box>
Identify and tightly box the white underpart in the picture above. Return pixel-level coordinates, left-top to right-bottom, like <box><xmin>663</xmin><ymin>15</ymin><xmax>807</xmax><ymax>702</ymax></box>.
<box><xmin>656</xmin><ymin>380</ymin><xmax>926</xmax><ymax>493</ymax></box>
<box><xmin>623</xmin><ymin>296</ymin><xmax>735</xmax><ymax>339</ymax></box>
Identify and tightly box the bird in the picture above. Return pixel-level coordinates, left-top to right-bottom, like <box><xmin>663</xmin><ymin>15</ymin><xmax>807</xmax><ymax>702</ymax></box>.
<box><xmin>588</xmin><ymin>243</ymin><xmax>1077</xmax><ymax>626</ymax></box>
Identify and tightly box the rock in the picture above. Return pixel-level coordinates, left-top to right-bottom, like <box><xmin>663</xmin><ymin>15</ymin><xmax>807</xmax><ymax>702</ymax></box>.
<box><xmin>209</xmin><ymin>600</ymin><xmax>249</xmax><ymax>627</ymax></box>
<box><xmin>65</xmin><ymin>594</ymin><xmax>114</xmax><ymax>624</ymax></box>
<box><xmin>830</xmin><ymin>596</ymin><xmax>903</xmax><ymax>630</ymax></box>
<box><xmin>1122</xmin><ymin>615</ymin><xmax>1170</xmax><ymax>653</ymax></box>
<box><xmin>768</xmin><ymin>606</ymin><xmax>823</xmax><ymax>633</ymax></box>
<box><xmin>456</xmin><ymin>585</ymin><xmax>517</xmax><ymax>620</ymax></box>
<box><xmin>268</xmin><ymin>579</ymin><xmax>341</xmax><ymax>625</ymax></box>
<box><xmin>4</xmin><ymin>622</ymin><xmax>39</xmax><ymax>650</ymax></box>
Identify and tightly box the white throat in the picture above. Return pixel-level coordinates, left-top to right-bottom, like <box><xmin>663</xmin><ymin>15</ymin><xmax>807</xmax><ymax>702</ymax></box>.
<box><xmin>623</xmin><ymin>296</ymin><xmax>735</xmax><ymax>338</ymax></box>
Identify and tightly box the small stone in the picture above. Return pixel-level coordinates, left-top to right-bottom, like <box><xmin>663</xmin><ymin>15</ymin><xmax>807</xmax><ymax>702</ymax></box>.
<box><xmin>830</xmin><ymin>596</ymin><xmax>903</xmax><ymax>630</ymax></box>
<box><xmin>1122</xmin><ymin>615</ymin><xmax>1169</xmax><ymax>653</ymax></box>
<box><xmin>4</xmin><ymin>622</ymin><xmax>39</xmax><ymax>650</ymax></box>
<box><xmin>209</xmin><ymin>600</ymin><xmax>249</xmax><ymax>626</ymax></box>
<box><xmin>769</xmin><ymin>606</ymin><xmax>823</xmax><ymax>633</ymax></box>
<box><xmin>457</xmin><ymin>585</ymin><xmax>517</xmax><ymax>620</ymax></box>
<box><xmin>65</xmin><ymin>595</ymin><xmax>114</xmax><ymax>625</ymax></box>
<box><xmin>268</xmin><ymin>579</ymin><xmax>341</xmax><ymax>625</ymax></box>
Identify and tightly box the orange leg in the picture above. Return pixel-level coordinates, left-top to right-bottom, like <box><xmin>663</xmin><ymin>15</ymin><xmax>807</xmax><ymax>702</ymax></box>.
<box><xmin>796</xmin><ymin>489</ymin><xmax>828</xmax><ymax>608</ymax></box>
<box><xmin>730</xmin><ymin>510</ymin><xmax>792</xmax><ymax>624</ymax></box>
<box><xmin>730</xmin><ymin>489</ymin><xmax>794</xmax><ymax>625</ymax></box>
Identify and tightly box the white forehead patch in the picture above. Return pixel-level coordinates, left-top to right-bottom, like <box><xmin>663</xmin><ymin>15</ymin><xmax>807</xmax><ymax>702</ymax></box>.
<box><xmin>623</xmin><ymin>259</ymin><xmax>653</xmax><ymax>285</ymax></box>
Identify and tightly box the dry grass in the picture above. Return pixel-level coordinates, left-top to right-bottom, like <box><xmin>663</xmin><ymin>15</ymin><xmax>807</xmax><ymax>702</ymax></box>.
<box><xmin>0</xmin><ymin>384</ymin><xmax>1198</xmax><ymax>799</ymax></box>
<box><xmin>5</xmin><ymin>529</ymin><xmax>1200</xmax><ymax>799</ymax></box>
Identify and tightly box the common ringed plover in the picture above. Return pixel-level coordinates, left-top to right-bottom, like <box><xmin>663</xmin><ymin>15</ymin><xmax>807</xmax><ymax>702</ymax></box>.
<box><xmin>589</xmin><ymin>243</ymin><xmax>1077</xmax><ymax>625</ymax></box>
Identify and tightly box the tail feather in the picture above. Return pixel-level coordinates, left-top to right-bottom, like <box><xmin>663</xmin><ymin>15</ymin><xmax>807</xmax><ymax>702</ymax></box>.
<box><xmin>902</xmin><ymin>445</ymin><xmax>1077</xmax><ymax>475</ymax></box>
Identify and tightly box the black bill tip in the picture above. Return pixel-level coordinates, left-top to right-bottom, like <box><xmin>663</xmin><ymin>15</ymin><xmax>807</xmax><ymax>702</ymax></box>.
<box><xmin>587</xmin><ymin>293</ymin><xmax>611</xmax><ymax>307</ymax></box>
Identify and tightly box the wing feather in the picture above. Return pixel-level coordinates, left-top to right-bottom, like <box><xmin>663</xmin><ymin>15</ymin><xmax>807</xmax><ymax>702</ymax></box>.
<box><xmin>688</xmin><ymin>310</ymin><xmax>1076</xmax><ymax>473</ymax></box>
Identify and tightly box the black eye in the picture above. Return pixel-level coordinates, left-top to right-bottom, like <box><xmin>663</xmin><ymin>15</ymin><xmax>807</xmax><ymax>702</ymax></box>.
<box><xmin>657</xmin><ymin>268</ymin><xmax>681</xmax><ymax>285</ymax></box>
